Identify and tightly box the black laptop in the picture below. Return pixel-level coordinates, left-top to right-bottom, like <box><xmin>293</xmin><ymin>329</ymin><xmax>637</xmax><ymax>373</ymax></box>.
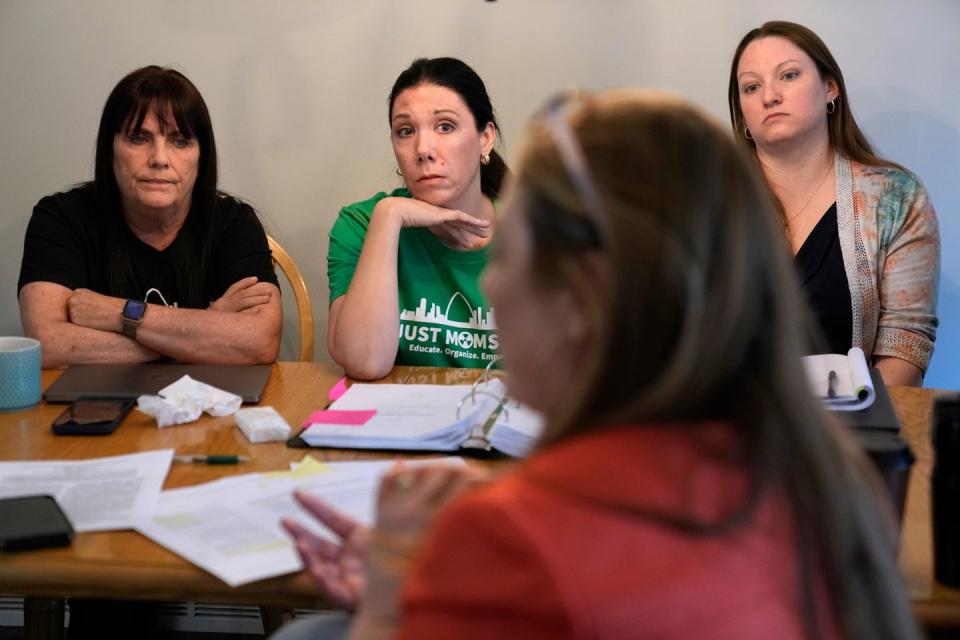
<box><xmin>43</xmin><ymin>364</ymin><xmax>271</xmax><ymax>403</ymax></box>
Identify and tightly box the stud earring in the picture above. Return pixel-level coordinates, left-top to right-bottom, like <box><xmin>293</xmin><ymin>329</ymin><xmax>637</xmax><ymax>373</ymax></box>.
<box><xmin>480</xmin><ymin>153</ymin><xmax>490</xmax><ymax>166</ymax></box>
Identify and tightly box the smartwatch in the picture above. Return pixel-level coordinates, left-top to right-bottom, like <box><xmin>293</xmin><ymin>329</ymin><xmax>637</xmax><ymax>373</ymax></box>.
<box><xmin>121</xmin><ymin>299</ymin><xmax>148</xmax><ymax>339</ymax></box>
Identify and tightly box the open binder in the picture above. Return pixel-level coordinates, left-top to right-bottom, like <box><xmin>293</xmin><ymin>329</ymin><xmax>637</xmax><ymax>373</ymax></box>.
<box><xmin>290</xmin><ymin>372</ymin><xmax>543</xmax><ymax>458</ymax></box>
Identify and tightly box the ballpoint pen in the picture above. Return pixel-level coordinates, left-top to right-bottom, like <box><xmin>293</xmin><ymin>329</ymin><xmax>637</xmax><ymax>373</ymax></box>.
<box><xmin>174</xmin><ymin>455</ymin><xmax>250</xmax><ymax>464</ymax></box>
<box><xmin>827</xmin><ymin>370</ymin><xmax>838</xmax><ymax>399</ymax></box>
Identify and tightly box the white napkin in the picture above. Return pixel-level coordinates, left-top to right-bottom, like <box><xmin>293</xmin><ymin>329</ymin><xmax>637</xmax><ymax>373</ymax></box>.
<box><xmin>136</xmin><ymin>375</ymin><xmax>242</xmax><ymax>428</ymax></box>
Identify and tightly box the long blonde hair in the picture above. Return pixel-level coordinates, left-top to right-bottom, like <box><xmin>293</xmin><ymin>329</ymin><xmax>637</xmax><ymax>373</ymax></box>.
<box><xmin>515</xmin><ymin>90</ymin><xmax>919</xmax><ymax>640</ymax></box>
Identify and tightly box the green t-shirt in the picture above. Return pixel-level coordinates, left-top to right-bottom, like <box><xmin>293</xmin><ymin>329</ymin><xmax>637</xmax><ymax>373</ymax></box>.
<box><xmin>328</xmin><ymin>188</ymin><xmax>498</xmax><ymax>369</ymax></box>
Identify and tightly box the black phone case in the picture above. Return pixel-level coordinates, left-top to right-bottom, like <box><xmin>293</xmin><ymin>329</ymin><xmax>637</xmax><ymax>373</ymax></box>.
<box><xmin>51</xmin><ymin>398</ymin><xmax>136</xmax><ymax>435</ymax></box>
<box><xmin>0</xmin><ymin>495</ymin><xmax>74</xmax><ymax>551</ymax></box>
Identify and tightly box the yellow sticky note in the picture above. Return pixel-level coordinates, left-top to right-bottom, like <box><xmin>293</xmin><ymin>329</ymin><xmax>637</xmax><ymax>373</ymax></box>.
<box><xmin>261</xmin><ymin>455</ymin><xmax>333</xmax><ymax>480</ymax></box>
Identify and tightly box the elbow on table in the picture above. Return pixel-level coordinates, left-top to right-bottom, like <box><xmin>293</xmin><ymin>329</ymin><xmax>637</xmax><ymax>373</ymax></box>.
<box><xmin>246</xmin><ymin>331</ymin><xmax>281</xmax><ymax>365</ymax></box>
<box><xmin>218</xmin><ymin>323</ymin><xmax>281</xmax><ymax>366</ymax></box>
<box><xmin>26</xmin><ymin>328</ymin><xmax>71</xmax><ymax>369</ymax></box>
<box><xmin>328</xmin><ymin>333</ymin><xmax>393</xmax><ymax>380</ymax></box>
<box><xmin>338</xmin><ymin>354</ymin><xmax>393</xmax><ymax>381</ymax></box>
<box><xmin>40</xmin><ymin>351</ymin><xmax>71</xmax><ymax>370</ymax></box>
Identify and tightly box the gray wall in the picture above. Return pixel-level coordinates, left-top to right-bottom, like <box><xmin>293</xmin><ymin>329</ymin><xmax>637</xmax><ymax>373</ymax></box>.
<box><xmin>1</xmin><ymin>0</ymin><xmax>957</xmax><ymax>387</ymax></box>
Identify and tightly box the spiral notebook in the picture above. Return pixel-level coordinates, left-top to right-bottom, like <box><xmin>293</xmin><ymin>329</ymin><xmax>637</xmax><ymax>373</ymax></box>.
<box><xmin>291</xmin><ymin>378</ymin><xmax>543</xmax><ymax>457</ymax></box>
<box><xmin>802</xmin><ymin>348</ymin><xmax>901</xmax><ymax>430</ymax></box>
<box><xmin>802</xmin><ymin>347</ymin><xmax>875</xmax><ymax>411</ymax></box>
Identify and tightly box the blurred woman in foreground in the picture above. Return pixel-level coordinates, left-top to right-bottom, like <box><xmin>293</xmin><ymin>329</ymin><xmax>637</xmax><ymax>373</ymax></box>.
<box><xmin>279</xmin><ymin>90</ymin><xmax>919</xmax><ymax>640</ymax></box>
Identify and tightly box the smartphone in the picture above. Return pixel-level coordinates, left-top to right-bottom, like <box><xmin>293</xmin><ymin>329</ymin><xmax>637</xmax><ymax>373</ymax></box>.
<box><xmin>51</xmin><ymin>398</ymin><xmax>135</xmax><ymax>435</ymax></box>
<box><xmin>0</xmin><ymin>495</ymin><xmax>74</xmax><ymax>551</ymax></box>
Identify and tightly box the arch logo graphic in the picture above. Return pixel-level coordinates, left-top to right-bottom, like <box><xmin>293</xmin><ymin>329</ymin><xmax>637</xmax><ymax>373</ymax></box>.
<box><xmin>398</xmin><ymin>292</ymin><xmax>498</xmax><ymax>363</ymax></box>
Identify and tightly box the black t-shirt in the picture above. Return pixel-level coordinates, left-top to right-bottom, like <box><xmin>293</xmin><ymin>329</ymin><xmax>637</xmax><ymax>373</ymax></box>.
<box><xmin>18</xmin><ymin>183</ymin><xmax>278</xmax><ymax>308</ymax></box>
<box><xmin>794</xmin><ymin>203</ymin><xmax>853</xmax><ymax>354</ymax></box>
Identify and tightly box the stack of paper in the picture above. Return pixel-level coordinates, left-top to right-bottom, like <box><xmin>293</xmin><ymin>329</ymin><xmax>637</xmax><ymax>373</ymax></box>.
<box><xmin>300</xmin><ymin>379</ymin><xmax>544</xmax><ymax>456</ymax></box>
<box><xmin>802</xmin><ymin>347</ymin><xmax>875</xmax><ymax>411</ymax></box>
<box><xmin>0</xmin><ymin>450</ymin><xmax>173</xmax><ymax>532</ymax></box>
<box><xmin>134</xmin><ymin>457</ymin><xmax>466</xmax><ymax>587</ymax></box>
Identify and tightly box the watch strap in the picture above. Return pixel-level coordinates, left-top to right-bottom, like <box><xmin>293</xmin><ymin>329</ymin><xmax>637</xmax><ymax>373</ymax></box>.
<box><xmin>120</xmin><ymin>299</ymin><xmax>147</xmax><ymax>339</ymax></box>
<box><xmin>121</xmin><ymin>319</ymin><xmax>139</xmax><ymax>339</ymax></box>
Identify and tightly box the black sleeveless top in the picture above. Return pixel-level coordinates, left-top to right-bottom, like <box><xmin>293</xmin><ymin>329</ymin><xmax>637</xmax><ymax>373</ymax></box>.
<box><xmin>794</xmin><ymin>203</ymin><xmax>853</xmax><ymax>354</ymax></box>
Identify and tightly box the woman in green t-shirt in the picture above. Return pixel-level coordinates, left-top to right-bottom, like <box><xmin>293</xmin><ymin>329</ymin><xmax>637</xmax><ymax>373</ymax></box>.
<box><xmin>327</xmin><ymin>57</ymin><xmax>509</xmax><ymax>379</ymax></box>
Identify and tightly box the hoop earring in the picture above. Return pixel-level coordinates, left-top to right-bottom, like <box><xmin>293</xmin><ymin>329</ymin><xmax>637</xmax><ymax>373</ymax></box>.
<box><xmin>744</xmin><ymin>125</ymin><xmax>753</xmax><ymax>141</ymax></box>
<box><xmin>826</xmin><ymin>99</ymin><xmax>836</xmax><ymax>114</ymax></box>
<box><xmin>395</xmin><ymin>167</ymin><xmax>403</xmax><ymax>176</ymax></box>
<box><xmin>480</xmin><ymin>153</ymin><xmax>490</xmax><ymax>166</ymax></box>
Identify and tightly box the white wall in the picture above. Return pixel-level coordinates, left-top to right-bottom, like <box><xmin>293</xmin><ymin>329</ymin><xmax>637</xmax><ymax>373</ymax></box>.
<box><xmin>1</xmin><ymin>0</ymin><xmax>957</xmax><ymax>387</ymax></box>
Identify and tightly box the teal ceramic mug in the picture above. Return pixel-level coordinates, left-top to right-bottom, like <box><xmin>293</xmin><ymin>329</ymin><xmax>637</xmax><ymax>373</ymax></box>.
<box><xmin>0</xmin><ymin>337</ymin><xmax>42</xmax><ymax>412</ymax></box>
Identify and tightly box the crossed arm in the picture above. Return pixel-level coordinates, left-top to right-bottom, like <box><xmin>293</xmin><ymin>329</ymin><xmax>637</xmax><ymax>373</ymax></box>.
<box><xmin>19</xmin><ymin>278</ymin><xmax>281</xmax><ymax>368</ymax></box>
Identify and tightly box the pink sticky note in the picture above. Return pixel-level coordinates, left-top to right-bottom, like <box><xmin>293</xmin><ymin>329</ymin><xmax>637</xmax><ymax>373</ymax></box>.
<box><xmin>328</xmin><ymin>377</ymin><xmax>349</xmax><ymax>402</ymax></box>
<box><xmin>303</xmin><ymin>409</ymin><xmax>377</xmax><ymax>428</ymax></box>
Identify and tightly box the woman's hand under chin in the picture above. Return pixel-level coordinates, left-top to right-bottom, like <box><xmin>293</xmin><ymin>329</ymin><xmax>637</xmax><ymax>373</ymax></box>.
<box><xmin>376</xmin><ymin>196</ymin><xmax>492</xmax><ymax>250</ymax></box>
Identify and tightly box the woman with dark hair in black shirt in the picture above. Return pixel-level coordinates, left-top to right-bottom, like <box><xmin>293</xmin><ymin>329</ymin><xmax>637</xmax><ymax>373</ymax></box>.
<box><xmin>18</xmin><ymin>65</ymin><xmax>281</xmax><ymax>368</ymax></box>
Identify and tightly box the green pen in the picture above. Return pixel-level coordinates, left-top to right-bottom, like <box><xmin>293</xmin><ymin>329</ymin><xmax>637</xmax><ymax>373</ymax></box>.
<box><xmin>174</xmin><ymin>454</ymin><xmax>250</xmax><ymax>465</ymax></box>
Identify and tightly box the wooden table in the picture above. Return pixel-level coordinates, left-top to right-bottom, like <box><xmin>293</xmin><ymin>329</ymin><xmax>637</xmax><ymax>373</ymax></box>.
<box><xmin>0</xmin><ymin>363</ymin><xmax>502</xmax><ymax>640</ymax></box>
<box><xmin>890</xmin><ymin>385</ymin><xmax>960</xmax><ymax>628</ymax></box>
<box><xmin>0</xmin><ymin>364</ymin><xmax>956</xmax><ymax>630</ymax></box>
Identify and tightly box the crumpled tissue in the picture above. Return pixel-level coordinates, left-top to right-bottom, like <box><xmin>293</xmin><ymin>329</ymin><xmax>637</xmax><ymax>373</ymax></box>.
<box><xmin>137</xmin><ymin>375</ymin><xmax>242</xmax><ymax>428</ymax></box>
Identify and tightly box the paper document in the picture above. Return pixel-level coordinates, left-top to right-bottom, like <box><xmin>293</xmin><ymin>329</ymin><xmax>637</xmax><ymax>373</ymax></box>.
<box><xmin>802</xmin><ymin>347</ymin><xmax>875</xmax><ymax>411</ymax></box>
<box><xmin>0</xmin><ymin>450</ymin><xmax>173</xmax><ymax>532</ymax></box>
<box><xmin>300</xmin><ymin>379</ymin><xmax>544</xmax><ymax>456</ymax></box>
<box><xmin>135</xmin><ymin>456</ymin><xmax>467</xmax><ymax>587</ymax></box>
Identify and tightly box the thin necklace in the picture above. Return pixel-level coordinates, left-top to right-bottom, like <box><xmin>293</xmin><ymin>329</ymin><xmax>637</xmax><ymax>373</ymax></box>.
<box><xmin>784</xmin><ymin>159</ymin><xmax>834</xmax><ymax>230</ymax></box>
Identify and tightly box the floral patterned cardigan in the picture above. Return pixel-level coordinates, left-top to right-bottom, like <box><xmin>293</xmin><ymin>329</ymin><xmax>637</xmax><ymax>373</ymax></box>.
<box><xmin>836</xmin><ymin>155</ymin><xmax>940</xmax><ymax>373</ymax></box>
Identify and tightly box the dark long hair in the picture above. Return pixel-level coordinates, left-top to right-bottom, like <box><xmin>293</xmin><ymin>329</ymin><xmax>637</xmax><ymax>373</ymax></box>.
<box><xmin>516</xmin><ymin>90</ymin><xmax>919</xmax><ymax>640</ymax></box>
<box><xmin>388</xmin><ymin>57</ymin><xmax>509</xmax><ymax>199</ymax></box>
<box><xmin>93</xmin><ymin>65</ymin><xmax>218</xmax><ymax>308</ymax></box>
<box><xmin>727</xmin><ymin>21</ymin><xmax>902</xmax><ymax>170</ymax></box>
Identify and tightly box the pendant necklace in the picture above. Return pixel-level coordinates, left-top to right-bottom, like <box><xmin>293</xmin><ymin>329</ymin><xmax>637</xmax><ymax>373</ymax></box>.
<box><xmin>784</xmin><ymin>159</ymin><xmax>834</xmax><ymax>231</ymax></box>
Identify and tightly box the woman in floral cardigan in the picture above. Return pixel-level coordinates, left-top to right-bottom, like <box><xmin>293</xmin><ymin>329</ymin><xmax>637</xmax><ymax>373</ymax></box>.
<box><xmin>729</xmin><ymin>20</ymin><xmax>939</xmax><ymax>385</ymax></box>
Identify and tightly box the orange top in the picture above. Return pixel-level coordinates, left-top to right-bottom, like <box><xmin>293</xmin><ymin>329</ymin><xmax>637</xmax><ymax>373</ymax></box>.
<box><xmin>397</xmin><ymin>423</ymin><xmax>842</xmax><ymax>639</ymax></box>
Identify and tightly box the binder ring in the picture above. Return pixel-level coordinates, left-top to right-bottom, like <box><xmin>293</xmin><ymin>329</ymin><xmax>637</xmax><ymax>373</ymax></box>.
<box><xmin>455</xmin><ymin>388</ymin><xmax>505</xmax><ymax>420</ymax></box>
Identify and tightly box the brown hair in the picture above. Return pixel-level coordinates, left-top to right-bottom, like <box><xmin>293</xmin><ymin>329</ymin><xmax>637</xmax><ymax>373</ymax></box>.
<box><xmin>727</xmin><ymin>21</ymin><xmax>901</xmax><ymax>169</ymax></box>
<box><xmin>515</xmin><ymin>89</ymin><xmax>919</xmax><ymax>640</ymax></box>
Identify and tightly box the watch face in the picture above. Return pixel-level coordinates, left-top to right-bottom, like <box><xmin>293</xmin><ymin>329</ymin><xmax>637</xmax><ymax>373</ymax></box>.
<box><xmin>122</xmin><ymin>299</ymin><xmax>147</xmax><ymax>321</ymax></box>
